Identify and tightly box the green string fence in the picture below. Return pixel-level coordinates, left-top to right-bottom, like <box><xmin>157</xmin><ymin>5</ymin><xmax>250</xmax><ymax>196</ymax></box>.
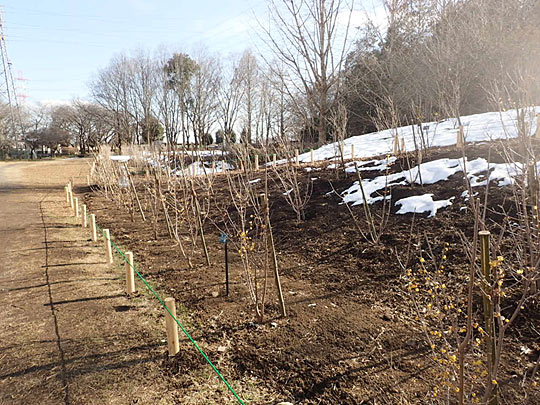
<box><xmin>87</xmin><ymin>212</ymin><xmax>245</xmax><ymax>405</ymax></box>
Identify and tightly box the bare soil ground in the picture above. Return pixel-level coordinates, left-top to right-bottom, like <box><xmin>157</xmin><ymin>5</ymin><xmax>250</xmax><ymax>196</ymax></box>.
<box><xmin>3</xmin><ymin>143</ymin><xmax>540</xmax><ymax>404</ymax></box>
<box><xmin>81</xmin><ymin>141</ymin><xmax>540</xmax><ymax>404</ymax></box>
<box><xmin>0</xmin><ymin>159</ymin><xmax>186</xmax><ymax>405</ymax></box>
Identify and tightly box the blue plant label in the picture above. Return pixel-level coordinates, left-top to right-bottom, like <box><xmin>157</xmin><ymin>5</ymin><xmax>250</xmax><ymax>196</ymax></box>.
<box><xmin>219</xmin><ymin>232</ymin><xmax>228</xmax><ymax>244</ymax></box>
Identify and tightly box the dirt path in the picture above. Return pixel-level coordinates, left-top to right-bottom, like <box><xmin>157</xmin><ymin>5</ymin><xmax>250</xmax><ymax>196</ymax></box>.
<box><xmin>0</xmin><ymin>160</ymin><xmax>176</xmax><ymax>404</ymax></box>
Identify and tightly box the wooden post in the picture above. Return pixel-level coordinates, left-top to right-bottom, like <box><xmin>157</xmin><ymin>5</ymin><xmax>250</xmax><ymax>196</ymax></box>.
<box><xmin>536</xmin><ymin>114</ymin><xmax>540</xmax><ymax>139</ymax></box>
<box><xmin>295</xmin><ymin>149</ymin><xmax>299</xmax><ymax>166</ymax></box>
<box><xmin>125</xmin><ymin>251</ymin><xmax>136</xmax><ymax>294</ymax></box>
<box><xmin>479</xmin><ymin>230</ymin><xmax>498</xmax><ymax>405</ymax></box>
<box><xmin>254</xmin><ymin>154</ymin><xmax>259</xmax><ymax>171</ymax></box>
<box><xmin>164</xmin><ymin>297</ymin><xmax>180</xmax><ymax>356</ymax></box>
<box><xmin>82</xmin><ymin>204</ymin><xmax>87</xmax><ymax>227</ymax></box>
<box><xmin>350</xmin><ymin>144</ymin><xmax>355</xmax><ymax>160</ymax></box>
<box><xmin>272</xmin><ymin>154</ymin><xmax>277</xmax><ymax>166</ymax></box>
<box><xmin>103</xmin><ymin>228</ymin><xmax>113</xmax><ymax>264</ymax></box>
<box><xmin>69</xmin><ymin>190</ymin><xmax>74</xmax><ymax>210</ymax></box>
<box><xmin>457</xmin><ymin>125</ymin><xmax>465</xmax><ymax>148</ymax></box>
<box><xmin>90</xmin><ymin>214</ymin><xmax>97</xmax><ymax>242</ymax></box>
<box><xmin>86</xmin><ymin>174</ymin><xmax>90</xmax><ymax>186</ymax></box>
<box><xmin>310</xmin><ymin>149</ymin><xmax>314</xmax><ymax>164</ymax></box>
<box><xmin>65</xmin><ymin>186</ymin><xmax>70</xmax><ymax>203</ymax></box>
<box><xmin>74</xmin><ymin>197</ymin><xmax>79</xmax><ymax>217</ymax></box>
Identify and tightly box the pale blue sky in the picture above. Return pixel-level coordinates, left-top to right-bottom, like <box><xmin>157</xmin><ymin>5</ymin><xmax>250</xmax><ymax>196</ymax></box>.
<box><xmin>3</xmin><ymin>0</ymin><xmax>266</xmax><ymax>104</ymax></box>
<box><xmin>2</xmin><ymin>0</ymin><xmax>383</xmax><ymax>104</ymax></box>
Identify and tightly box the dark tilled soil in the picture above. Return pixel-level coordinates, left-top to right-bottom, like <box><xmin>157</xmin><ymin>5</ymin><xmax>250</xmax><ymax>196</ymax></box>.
<box><xmin>84</xmin><ymin>141</ymin><xmax>540</xmax><ymax>404</ymax></box>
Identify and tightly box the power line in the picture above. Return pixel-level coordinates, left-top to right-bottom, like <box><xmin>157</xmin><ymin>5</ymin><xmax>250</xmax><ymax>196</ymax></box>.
<box><xmin>0</xmin><ymin>8</ymin><xmax>25</xmax><ymax>151</ymax></box>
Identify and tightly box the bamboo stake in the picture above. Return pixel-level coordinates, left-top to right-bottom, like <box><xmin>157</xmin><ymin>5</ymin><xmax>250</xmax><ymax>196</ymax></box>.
<box><xmin>103</xmin><ymin>228</ymin><xmax>113</xmax><ymax>264</ymax></box>
<box><xmin>479</xmin><ymin>230</ymin><xmax>498</xmax><ymax>405</ymax></box>
<box><xmin>164</xmin><ymin>297</ymin><xmax>180</xmax><ymax>356</ymax></box>
<box><xmin>124</xmin><ymin>163</ymin><xmax>146</xmax><ymax>222</ymax></box>
<box><xmin>125</xmin><ymin>251</ymin><xmax>136</xmax><ymax>294</ymax></box>
<box><xmin>90</xmin><ymin>214</ymin><xmax>97</xmax><ymax>242</ymax></box>
<box><xmin>191</xmin><ymin>182</ymin><xmax>210</xmax><ymax>266</ymax></box>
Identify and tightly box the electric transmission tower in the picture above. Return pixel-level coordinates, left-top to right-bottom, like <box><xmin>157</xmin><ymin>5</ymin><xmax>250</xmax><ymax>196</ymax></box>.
<box><xmin>0</xmin><ymin>9</ymin><xmax>24</xmax><ymax>152</ymax></box>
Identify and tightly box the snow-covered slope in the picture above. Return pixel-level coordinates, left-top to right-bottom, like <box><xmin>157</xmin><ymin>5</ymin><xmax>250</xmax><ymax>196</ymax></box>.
<box><xmin>299</xmin><ymin>108</ymin><xmax>539</xmax><ymax>163</ymax></box>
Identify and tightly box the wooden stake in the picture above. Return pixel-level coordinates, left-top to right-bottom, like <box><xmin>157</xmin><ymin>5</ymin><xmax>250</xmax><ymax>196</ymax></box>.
<box><xmin>339</xmin><ymin>141</ymin><xmax>344</xmax><ymax>158</ymax></box>
<box><xmin>65</xmin><ymin>186</ymin><xmax>69</xmax><ymax>203</ymax></box>
<box><xmin>86</xmin><ymin>174</ymin><xmax>90</xmax><ymax>186</ymax></box>
<box><xmin>74</xmin><ymin>197</ymin><xmax>79</xmax><ymax>217</ymax></box>
<box><xmin>457</xmin><ymin>125</ymin><xmax>465</xmax><ymax>148</ymax></box>
<box><xmin>125</xmin><ymin>251</ymin><xmax>136</xmax><ymax>294</ymax></box>
<box><xmin>103</xmin><ymin>228</ymin><xmax>113</xmax><ymax>264</ymax></box>
<box><xmin>262</xmin><ymin>194</ymin><xmax>287</xmax><ymax>317</ymax></box>
<box><xmin>82</xmin><ymin>204</ymin><xmax>87</xmax><ymax>227</ymax></box>
<box><xmin>393</xmin><ymin>133</ymin><xmax>399</xmax><ymax>155</ymax></box>
<box><xmin>90</xmin><ymin>214</ymin><xmax>97</xmax><ymax>242</ymax></box>
<box><xmin>69</xmin><ymin>190</ymin><xmax>74</xmax><ymax>210</ymax></box>
<box><xmin>400</xmin><ymin>137</ymin><xmax>405</xmax><ymax>153</ymax></box>
<box><xmin>254</xmin><ymin>154</ymin><xmax>259</xmax><ymax>171</ymax></box>
<box><xmin>272</xmin><ymin>154</ymin><xmax>277</xmax><ymax>166</ymax></box>
<box><xmin>295</xmin><ymin>149</ymin><xmax>299</xmax><ymax>166</ymax></box>
<box><xmin>164</xmin><ymin>297</ymin><xmax>180</xmax><ymax>356</ymax></box>
<box><xmin>310</xmin><ymin>149</ymin><xmax>314</xmax><ymax>164</ymax></box>
<box><xmin>350</xmin><ymin>144</ymin><xmax>355</xmax><ymax>160</ymax></box>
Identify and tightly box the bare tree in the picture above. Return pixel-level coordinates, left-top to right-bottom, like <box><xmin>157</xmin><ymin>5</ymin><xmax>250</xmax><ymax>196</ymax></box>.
<box><xmin>90</xmin><ymin>54</ymin><xmax>135</xmax><ymax>152</ymax></box>
<box><xmin>238</xmin><ymin>49</ymin><xmax>259</xmax><ymax>144</ymax></box>
<box><xmin>216</xmin><ymin>53</ymin><xmax>244</xmax><ymax>144</ymax></box>
<box><xmin>262</xmin><ymin>0</ymin><xmax>354</xmax><ymax>146</ymax></box>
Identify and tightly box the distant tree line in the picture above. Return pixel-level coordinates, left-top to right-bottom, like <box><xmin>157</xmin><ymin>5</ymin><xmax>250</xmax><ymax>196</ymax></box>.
<box><xmin>344</xmin><ymin>0</ymin><xmax>540</xmax><ymax>134</ymax></box>
<box><xmin>4</xmin><ymin>0</ymin><xmax>539</xmax><ymax>156</ymax></box>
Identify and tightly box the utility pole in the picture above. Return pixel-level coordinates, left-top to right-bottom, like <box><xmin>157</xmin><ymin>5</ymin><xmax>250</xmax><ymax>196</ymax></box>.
<box><xmin>0</xmin><ymin>8</ymin><xmax>24</xmax><ymax>153</ymax></box>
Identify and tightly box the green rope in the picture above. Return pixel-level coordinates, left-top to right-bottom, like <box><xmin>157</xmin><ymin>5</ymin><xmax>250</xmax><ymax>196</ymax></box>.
<box><xmin>91</xmin><ymin>219</ymin><xmax>245</xmax><ymax>404</ymax></box>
